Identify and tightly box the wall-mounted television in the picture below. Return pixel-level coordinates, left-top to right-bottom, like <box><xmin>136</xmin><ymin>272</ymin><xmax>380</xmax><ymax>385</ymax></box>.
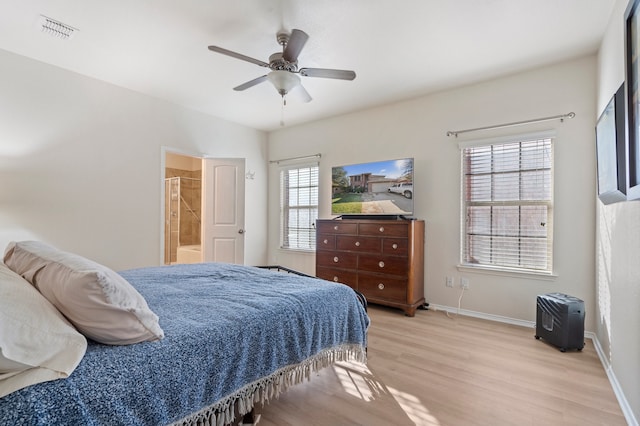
<box><xmin>331</xmin><ymin>158</ymin><xmax>414</xmax><ymax>217</ymax></box>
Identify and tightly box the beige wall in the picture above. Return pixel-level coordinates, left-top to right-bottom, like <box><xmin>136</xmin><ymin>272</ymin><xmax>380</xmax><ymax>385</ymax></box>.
<box><xmin>166</xmin><ymin>153</ymin><xmax>201</xmax><ymax>171</ymax></box>
<box><xmin>597</xmin><ymin>0</ymin><xmax>640</xmax><ymax>422</ymax></box>
<box><xmin>269</xmin><ymin>55</ymin><xmax>597</xmax><ymax>329</ymax></box>
<box><xmin>0</xmin><ymin>48</ymin><xmax>269</xmax><ymax>270</ymax></box>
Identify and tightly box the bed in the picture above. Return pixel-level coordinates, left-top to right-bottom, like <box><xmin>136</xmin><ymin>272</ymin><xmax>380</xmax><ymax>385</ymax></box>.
<box><xmin>0</xmin><ymin>243</ymin><xmax>369</xmax><ymax>426</ymax></box>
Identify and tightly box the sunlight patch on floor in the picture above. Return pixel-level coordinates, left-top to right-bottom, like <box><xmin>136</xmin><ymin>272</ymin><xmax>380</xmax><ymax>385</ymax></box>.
<box><xmin>333</xmin><ymin>361</ymin><xmax>440</xmax><ymax>425</ymax></box>
<box><xmin>332</xmin><ymin>361</ymin><xmax>384</xmax><ymax>401</ymax></box>
<box><xmin>388</xmin><ymin>386</ymin><xmax>440</xmax><ymax>426</ymax></box>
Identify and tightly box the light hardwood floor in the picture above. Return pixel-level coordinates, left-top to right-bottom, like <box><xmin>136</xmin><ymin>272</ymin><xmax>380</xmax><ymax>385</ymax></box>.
<box><xmin>256</xmin><ymin>305</ymin><xmax>626</xmax><ymax>426</ymax></box>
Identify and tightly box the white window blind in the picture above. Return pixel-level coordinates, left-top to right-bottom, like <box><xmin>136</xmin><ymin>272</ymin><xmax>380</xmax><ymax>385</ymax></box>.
<box><xmin>461</xmin><ymin>137</ymin><xmax>553</xmax><ymax>274</ymax></box>
<box><xmin>280</xmin><ymin>165</ymin><xmax>319</xmax><ymax>250</ymax></box>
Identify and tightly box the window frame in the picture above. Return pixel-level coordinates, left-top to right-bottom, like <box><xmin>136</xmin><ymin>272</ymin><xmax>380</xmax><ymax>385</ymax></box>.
<box><xmin>459</xmin><ymin>131</ymin><xmax>555</xmax><ymax>276</ymax></box>
<box><xmin>279</xmin><ymin>163</ymin><xmax>319</xmax><ymax>251</ymax></box>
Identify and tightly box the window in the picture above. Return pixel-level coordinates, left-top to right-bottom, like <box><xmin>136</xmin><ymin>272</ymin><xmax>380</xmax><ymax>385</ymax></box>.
<box><xmin>461</xmin><ymin>136</ymin><xmax>553</xmax><ymax>274</ymax></box>
<box><xmin>280</xmin><ymin>164</ymin><xmax>319</xmax><ymax>250</ymax></box>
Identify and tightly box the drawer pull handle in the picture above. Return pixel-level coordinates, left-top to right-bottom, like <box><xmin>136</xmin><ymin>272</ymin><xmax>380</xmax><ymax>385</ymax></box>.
<box><xmin>333</xmin><ymin>256</ymin><xmax>339</xmax><ymax>263</ymax></box>
<box><xmin>355</xmin><ymin>241</ymin><xmax>360</xmax><ymax>247</ymax></box>
<box><xmin>378</xmin><ymin>283</ymin><xmax>385</xmax><ymax>290</ymax></box>
<box><xmin>334</xmin><ymin>225</ymin><xmax>339</xmax><ymax>230</ymax></box>
<box><xmin>333</xmin><ymin>276</ymin><xmax>339</xmax><ymax>282</ymax></box>
<box><xmin>323</xmin><ymin>239</ymin><xmax>328</xmax><ymax>244</ymax></box>
<box><xmin>379</xmin><ymin>226</ymin><xmax>385</xmax><ymax>233</ymax></box>
<box><xmin>378</xmin><ymin>261</ymin><xmax>385</xmax><ymax>268</ymax></box>
<box><xmin>392</xmin><ymin>243</ymin><xmax>398</xmax><ymax>249</ymax></box>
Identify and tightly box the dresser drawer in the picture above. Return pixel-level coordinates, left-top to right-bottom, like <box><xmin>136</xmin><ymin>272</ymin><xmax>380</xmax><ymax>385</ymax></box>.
<box><xmin>336</xmin><ymin>235</ymin><xmax>382</xmax><ymax>253</ymax></box>
<box><xmin>316</xmin><ymin>221</ymin><xmax>358</xmax><ymax>235</ymax></box>
<box><xmin>358</xmin><ymin>255</ymin><xmax>407</xmax><ymax>276</ymax></box>
<box><xmin>316</xmin><ymin>251</ymin><xmax>358</xmax><ymax>269</ymax></box>
<box><xmin>382</xmin><ymin>238</ymin><xmax>408</xmax><ymax>256</ymax></box>
<box><xmin>358</xmin><ymin>273</ymin><xmax>406</xmax><ymax>303</ymax></box>
<box><xmin>358</xmin><ymin>222</ymin><xmax>408</xmax><ymax>237</ymax></box>
<box><xmin>317</xmin><ymin>234</ymin><xmax>336</xmax><ymax>250</ymax></box>
<box><xmin>316</xmin><ymin>267</ymin><xmax>357</xmax><ymax>288</ymax></box>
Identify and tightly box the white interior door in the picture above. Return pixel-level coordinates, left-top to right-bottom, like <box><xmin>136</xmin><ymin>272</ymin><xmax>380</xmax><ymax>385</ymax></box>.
<box><xmin>202</xmin><ymin>158</ymin><xmax>245</xmax><ymax>264</ymax></box>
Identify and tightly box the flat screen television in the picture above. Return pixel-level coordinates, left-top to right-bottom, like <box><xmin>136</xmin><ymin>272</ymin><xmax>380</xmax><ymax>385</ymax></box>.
<box><xmin>331</xmin><ymin>158</ymin><xmax>414</xmax><ymax>217</ymax></box>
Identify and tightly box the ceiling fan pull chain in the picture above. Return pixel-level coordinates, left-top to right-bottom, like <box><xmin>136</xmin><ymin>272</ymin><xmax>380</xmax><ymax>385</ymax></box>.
<box><xmin>280</xmin><ymin>96</ymin><xmax>286</xmax><ymax>127</ymax></box>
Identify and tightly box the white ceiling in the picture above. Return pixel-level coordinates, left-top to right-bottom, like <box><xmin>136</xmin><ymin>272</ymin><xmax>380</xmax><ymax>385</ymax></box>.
<box><xmin>0</xmin><ymin>0</ymin><xmax>616</xmax><ymax>132</ymax></box>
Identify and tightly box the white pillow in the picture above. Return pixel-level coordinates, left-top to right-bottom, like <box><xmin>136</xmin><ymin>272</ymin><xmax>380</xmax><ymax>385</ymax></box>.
<box><xmin>0</xmin><ymin>263</ymin><xmax>87</xmax><ymax>397</ymax></box>
<box><xmin>4</xmin><ymin>241</ymin><xmax>164</xmax><ymax>345</ymax></box>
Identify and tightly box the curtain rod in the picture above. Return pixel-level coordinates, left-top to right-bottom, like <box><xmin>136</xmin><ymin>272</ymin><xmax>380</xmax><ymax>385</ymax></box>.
<box><xmin>269</xmin><ymin>153</ymin><xmax>321</xmax><ymax>164</ymax></box>
<box><xmin>446</xmin><ymin>112</ymin><xmax>575</xmax><ymax>138</ymax></box>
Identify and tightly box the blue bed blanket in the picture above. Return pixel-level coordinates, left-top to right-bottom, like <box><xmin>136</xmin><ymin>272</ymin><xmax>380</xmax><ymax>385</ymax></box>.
<box><xmin>0</xmin><ymin>263</ymin><xmax>369</xmax><ymax>426</ymax></box>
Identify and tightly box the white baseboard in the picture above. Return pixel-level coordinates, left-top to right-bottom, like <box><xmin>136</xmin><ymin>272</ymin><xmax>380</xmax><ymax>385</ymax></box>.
<box><xmin>590</xmin><ymin>335</ymin><xmax>638</xmax><ymax>426</ymax></box>
<box><xmin>428</xmin><ymin>304</ymin><xmax>637</xmax><ymax>426</ymax></box>
<box><xmin>429</xmin><ymin>303</ymin><xmax>535</xmax><ymax>328</ymax></box>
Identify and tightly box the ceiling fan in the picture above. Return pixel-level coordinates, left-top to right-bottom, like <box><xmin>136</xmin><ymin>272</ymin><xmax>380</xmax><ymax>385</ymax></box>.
<box><xmin>207</xmin><ymin>29</ymin><xmax>356</xmax><ymax>103</ymax></box>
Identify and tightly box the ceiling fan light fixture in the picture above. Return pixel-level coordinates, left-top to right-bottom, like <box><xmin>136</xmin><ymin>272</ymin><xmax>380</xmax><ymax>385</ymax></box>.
<box><xmin>267</xmin><ymin>70</ymin><xmax>300</xmax><ymax>96</ymax></box>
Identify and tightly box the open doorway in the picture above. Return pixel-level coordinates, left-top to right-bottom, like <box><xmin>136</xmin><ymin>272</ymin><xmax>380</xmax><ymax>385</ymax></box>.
<box><xmin>163</xmin><ymin>151</ymin><xmax>246</xmax><ymax>265</ymax></box>
<box><xmin>164</xmin><ymin>152</ymin><xmax>202</xmax><ymax>265</ymax></box>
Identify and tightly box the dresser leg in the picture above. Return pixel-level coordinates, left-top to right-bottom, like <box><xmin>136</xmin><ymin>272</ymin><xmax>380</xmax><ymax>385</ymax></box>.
<box><xmin>404</xmin><ymin>307</ymin><xmax>417</xmax><ymax>317</ymax></box>
<box><xmin>403</xmin><ymin>300</ymin><xmax>427</xmax><ymax>317</ymax></box>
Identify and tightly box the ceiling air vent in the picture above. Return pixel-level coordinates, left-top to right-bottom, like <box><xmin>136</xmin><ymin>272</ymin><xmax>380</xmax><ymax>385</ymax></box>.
<box><xmin>37</xmin><ymin>15</ymin><xmax>77</xmax><ymax>40</ymax></box>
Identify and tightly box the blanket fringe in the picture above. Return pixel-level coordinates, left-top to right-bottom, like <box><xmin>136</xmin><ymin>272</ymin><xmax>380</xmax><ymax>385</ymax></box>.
<box><xmin>170</xmin><ymin>344</ymin><xmax>367</xmax><ymax>426</ymax></box>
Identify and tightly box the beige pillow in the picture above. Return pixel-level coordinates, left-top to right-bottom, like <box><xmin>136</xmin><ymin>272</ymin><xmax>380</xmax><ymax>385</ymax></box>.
<box><xmin>4</xmin><ymin>241</ymin><xmax>164</xmax><ymax>345</ymax></box>
<box><xmin>0</xmin><ymin>263</ymin><xmax>87</xmax><ymax>397</ymax></box>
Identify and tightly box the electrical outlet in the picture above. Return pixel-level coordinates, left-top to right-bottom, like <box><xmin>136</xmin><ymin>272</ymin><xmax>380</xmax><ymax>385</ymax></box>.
<box><xmin>445</xmin><ymin>277</ymin><xmax>454</xmax><ymax>287</ymax></box>
<box><xmin>460</xmin><ymin>278</ymin><xmax>470</xmax><ymax>290</ymax></box>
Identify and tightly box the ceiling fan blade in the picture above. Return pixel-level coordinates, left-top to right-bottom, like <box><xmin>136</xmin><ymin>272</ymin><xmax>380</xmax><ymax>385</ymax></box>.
<box><xmin>208</xmin><ymin>45</ymin><xmax>269</xmax><ymax>68</ymax></box>
<box><xmin>233</xmin><ymin>75</ymin><xmax>268</xmax><ymax>91</ymax></box>
<box><xmin>282</xmin><ymin>29</ymin><xmax>309</xmax><ymax>63</ymax></box>
<box><xmin>291</xmin><ymin>84</ymin><xmax>312</xmax><ymax>103</ymax></box>
<box><xmin>299</xmin><ymin>68</ymin><xmax>356</xmax><ymax>80</ymax></box>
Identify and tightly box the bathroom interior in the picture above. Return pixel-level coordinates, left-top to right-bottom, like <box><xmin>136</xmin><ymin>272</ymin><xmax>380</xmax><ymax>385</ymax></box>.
<box><xmin>165</xmin><ymin>153</ymin><xmax>202</xmax><ymax>265</ymax></box>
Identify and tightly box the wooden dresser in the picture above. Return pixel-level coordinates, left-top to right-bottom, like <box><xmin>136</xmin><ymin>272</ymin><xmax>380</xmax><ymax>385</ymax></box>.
<box><xmin>315</xmin><ymin>218</ymin><xmax>425</xmax><ymax>316</ymax></box>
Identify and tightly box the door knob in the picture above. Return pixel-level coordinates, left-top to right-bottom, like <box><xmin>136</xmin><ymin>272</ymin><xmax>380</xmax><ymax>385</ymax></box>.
<box><xmin>238</xmin><ymin>229</ymin><xmax>245</xmax><ymax>234</ymax></box>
